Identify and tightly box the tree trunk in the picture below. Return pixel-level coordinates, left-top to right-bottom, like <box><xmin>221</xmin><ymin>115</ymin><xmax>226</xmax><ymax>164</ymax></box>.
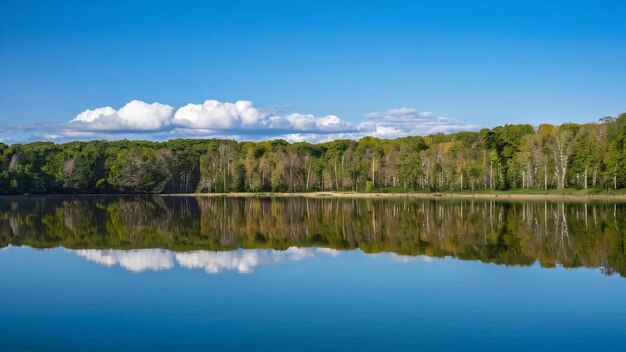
<box><xmin>334</xmin><ymin>161</ymin><xmax>338</xmax><ymax>191</ymax></box>
<box><xmin>489</xmin><ymin>161</ymin><xmax>494</xmax><ymax>190</ymax></box>
<box><xmin>372</xmin><ymin>157</ymin><xmax>376</xmax><ymax>187</ymax></box>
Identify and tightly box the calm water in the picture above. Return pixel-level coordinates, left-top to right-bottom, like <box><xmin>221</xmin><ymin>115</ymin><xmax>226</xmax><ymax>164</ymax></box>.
<box><xmin>1</xmin><ymin>196</ymin><xmax>625</xmax><ymax>351</ymax></box>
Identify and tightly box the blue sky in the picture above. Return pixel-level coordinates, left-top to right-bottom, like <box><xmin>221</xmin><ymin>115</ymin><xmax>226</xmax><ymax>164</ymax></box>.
<box><xmin>0</xmin><ymin>0</ymin><xmax>624</xmax><ymax>142</ymax></box>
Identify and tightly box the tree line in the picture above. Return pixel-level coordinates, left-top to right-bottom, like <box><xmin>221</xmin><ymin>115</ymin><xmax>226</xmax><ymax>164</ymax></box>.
<box><xmin>1</xmin><ymin>113</ymin><xmax>625</xmax><ymax>194</ymax></box>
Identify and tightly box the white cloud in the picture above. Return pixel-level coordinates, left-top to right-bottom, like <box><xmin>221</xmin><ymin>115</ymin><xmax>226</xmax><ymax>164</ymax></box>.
<box><xmin>69</xmin><ymin>100</ymin><xmax>175</xmax><ymax>131</ymax></box>
<box><xmin>172</xmin><ymin>100</ymin><xmax>355</xmax><ymax>135</ymax></box>
<box><xmin>358</xmin><ymin>107</ymin><xmax>480</xmax><ymax>138</ymax></box>
<box><xmin>72</xmin><ymin>106</ymin><xmax>117</xmax><ymax>123</ymax></box>
<box><xmin>173</xmin><ymin>100</ymin><xmax>260</xmax><ymax>129</ymax></box>
<box><xmin>277</xmin><ymin>132</ymin><xmax>358</xmax><ymax>143</ymax></box>
<box><xmin>284</xmin><ymin>113</ymin><xmax>352</xmax><ymax>132</ymax></box>
<box><xmin>1</xmin><ymin>99</ymin><xmax>479</xmax><ymax>142</ymax></box>
<box><xmin>274</xmin><ymin>107</ymin><xmax>478</xmax><ymax>143</ymax></box>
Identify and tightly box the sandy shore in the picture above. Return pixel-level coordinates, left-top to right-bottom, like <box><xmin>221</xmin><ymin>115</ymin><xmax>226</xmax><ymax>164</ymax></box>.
<box><xmin>163</xmin><ymin>191</ymin><xmax>626</xmax><ymax>201</ymax></box>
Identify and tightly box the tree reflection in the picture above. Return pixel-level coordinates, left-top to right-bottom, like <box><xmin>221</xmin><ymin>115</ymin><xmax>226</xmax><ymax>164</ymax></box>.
<box><xmin>1</xmin><ymin>196</ymin><xmax>624</xmax><ymax>276</ymax></box>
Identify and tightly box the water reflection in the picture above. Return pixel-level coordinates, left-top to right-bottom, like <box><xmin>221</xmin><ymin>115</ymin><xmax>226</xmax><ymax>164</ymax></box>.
<box><xmin>0</xmin><ymin>195</ymin><xmax>624</xmax><ymax>276</ymax></box>
<box><xmin>73</xmin><ymin>247</ymin><xmax>339</xmax><ymax>273</ymax></box>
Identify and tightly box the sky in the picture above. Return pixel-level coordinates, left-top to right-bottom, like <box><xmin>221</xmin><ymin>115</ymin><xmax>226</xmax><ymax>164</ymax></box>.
<box><xmin>0</xmin><ymin>0</ymin><xmax>624</xmax><ymax>143</ymax></box>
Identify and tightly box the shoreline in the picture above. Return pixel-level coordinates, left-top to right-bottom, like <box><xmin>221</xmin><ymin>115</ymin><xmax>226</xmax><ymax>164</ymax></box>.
<box><xmin>2</xmin><ymin>191</ymin><xmax>625</xmax><ymax>202</ymax></box>
<box><xmin>162</xmin><ymin>191</ymin><xmax>626</xmax><ymax>201</ymax></box>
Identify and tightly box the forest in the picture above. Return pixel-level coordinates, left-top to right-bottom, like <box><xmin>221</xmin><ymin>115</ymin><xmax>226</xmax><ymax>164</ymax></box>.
<box><xmin>0</xmin><ymin>113</ymin><xmax>625</xmax><ymax>194</ymax></box>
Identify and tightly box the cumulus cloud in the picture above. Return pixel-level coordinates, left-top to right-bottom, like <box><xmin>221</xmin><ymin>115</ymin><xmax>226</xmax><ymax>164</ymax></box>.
<box><xmin>69</xmin><ymin>100</ymin><xmax>175</xmax><ymax>131</ymax></box>
<box><xmin>171</xmin><ymin>100</ymin><xmax>355</xmax><ymax>136</ymax></box>
<box><xmin>0</xmin><ymin>99</ymin><xmax>479</xmax><ymax>142</ymax></box>
<box><xmin>173</xmin><ymin>100</ymin><xmax>260</xmax><ymax>129</ymax></box>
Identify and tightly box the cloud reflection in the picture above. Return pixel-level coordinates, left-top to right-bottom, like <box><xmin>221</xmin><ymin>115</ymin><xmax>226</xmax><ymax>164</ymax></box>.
<box><xmin>384</xmin><ymin>253</ymin><xmax>438</xmax><ymax>263</ymax></box>
<box><xmin>75</xmin><ymin>248</ymin><xmax>176</xmax><ymax>272</ymax></box>
<box><xmin>73</xmin><ymin>247</ymin><xmax>340</xmax><ymax>274</ymax></box>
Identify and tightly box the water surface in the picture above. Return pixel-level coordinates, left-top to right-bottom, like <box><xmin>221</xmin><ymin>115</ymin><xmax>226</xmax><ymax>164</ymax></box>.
<box><xmin>1</xmin><ymin>196</ymin><xmax>625</xmax><ymax>351</ymax></box>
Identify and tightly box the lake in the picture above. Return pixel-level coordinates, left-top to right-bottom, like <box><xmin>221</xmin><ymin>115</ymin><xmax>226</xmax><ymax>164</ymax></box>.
<box><xmin>1</xmin><ymin>195</ymin><xmax>625</xmax><ymax>351</ymax></box>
